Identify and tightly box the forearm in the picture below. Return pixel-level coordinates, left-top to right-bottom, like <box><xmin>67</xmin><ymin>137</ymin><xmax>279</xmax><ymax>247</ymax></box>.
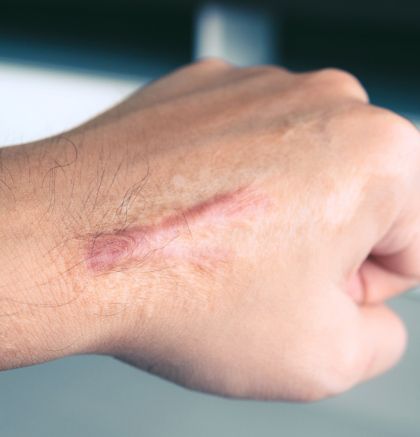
<box><xmin>0</xmin><ymin>115</ymin><xmax>251</xmax><ymax>369</ymax></box>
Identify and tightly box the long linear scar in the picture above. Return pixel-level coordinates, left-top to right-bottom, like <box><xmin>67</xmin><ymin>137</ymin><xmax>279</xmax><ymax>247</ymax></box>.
<box><xmin>85</xmin><ymin>186</ymin><xmax>270</xmax><ymax>273</ymax></box>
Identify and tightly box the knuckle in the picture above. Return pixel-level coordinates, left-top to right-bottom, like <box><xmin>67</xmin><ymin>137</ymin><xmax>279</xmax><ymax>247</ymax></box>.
<box><xmin>308</xmin><ymin>68</ymin><xmax>368</xmax><ymax>102</ymax></box>
<box><xmin>234</xmin><ymin>65</ymin><xmax>293</xmax><ymax>93</ymax></box>
<box><xmin>315</xmin><ymin>68</ymin><xmax>360</xmax><ymax>87</ymax></box>
<box><xmin>194</xmin><ymin>57</ymin><xmax>232</xmax><ymax>70</ymax></box>
<box><xmin>249</xmin><ymin>64</ymin><xmax>287</xmax><ymax>75</ymax></box>
<box><xmin>251</xmin><ymin>65</ymin><xmax>292</xmax><ymax>82</ymax></box>
<box><xmin>319</xmin><ymin>347</ymin><xmax>364</xmax><ymax>397</ymax></box>
<box><xmin>304</xmin><ymin>363</ymin><xmax>359</xmax><ymax>402</ymax></box>
<box><xmin>363</xmin><ymin>108</ymin><xmax>420</xmax><ymax>172</ymax></box>
<box><xmin>381</xmin><ymin>110</ymin><xmax>420</xmax><ymax>145</ymax></box>
<box><xmin>332</xmin><ymin>105</ymin><xmax>420</xmax><ymax>186</ymax></box>
<box><xmin>291</xmin><ymin>328</ymin><xmax>365</xmax><ymax>402</ymax></box>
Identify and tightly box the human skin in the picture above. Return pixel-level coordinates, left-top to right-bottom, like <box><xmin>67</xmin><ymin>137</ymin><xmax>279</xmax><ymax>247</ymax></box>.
<box><xmin>1</xmin><ymin>60</ymin><xmax>420</xmax><ymax>401</ymax></box>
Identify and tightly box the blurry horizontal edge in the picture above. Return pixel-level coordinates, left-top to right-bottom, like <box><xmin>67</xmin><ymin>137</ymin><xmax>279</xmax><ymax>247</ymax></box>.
<box><xmin>2</xmin><ymin>0</ymin><xmax>420</xmax><ymax>27</ymax></box>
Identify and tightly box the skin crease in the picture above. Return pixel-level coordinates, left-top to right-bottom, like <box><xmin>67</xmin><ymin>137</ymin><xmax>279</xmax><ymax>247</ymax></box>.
<box><xmin>0</xmin><ymin>60</ymin><xmax>420</xmax><ymax>401</ymax></box>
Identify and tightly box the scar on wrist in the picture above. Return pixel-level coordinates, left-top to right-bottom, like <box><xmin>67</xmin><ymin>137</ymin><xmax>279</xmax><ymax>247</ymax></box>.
<box><xmin>85</xmin><ymin>186</ymin><xmax>270</xmax><ymax>274</ymax></box>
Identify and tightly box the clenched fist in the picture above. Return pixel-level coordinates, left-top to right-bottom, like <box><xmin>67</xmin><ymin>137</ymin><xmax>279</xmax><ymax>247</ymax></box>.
<box><xmin>1</xmin><ymin>60</ymin><xmax>419</xmax><ymax>401</ymax></box>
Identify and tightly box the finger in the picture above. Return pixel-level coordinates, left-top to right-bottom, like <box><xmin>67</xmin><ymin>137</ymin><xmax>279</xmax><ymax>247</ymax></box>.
<box><xmin>373</xmin><ymin>228</ymin><xmax>420</xmax><ymax>280</ymax></box>
<box><xmin>347</xmin><ymin>258</ymin><xmax>419</xmax><ymax>304</ymax></box>
<box><xmin>359</xmin><ymin>304</ymin><xmax>407</xmax><ymax>382</ymax></box>
<box><xmin>370</xmin><ymin>116</ymin><xmax>420</xmax><ymax>270</ymax></box>
<box><xmin>354</xmin><ymin>114</ymin><xmax>420</xmax><ymax>303</ymax></box>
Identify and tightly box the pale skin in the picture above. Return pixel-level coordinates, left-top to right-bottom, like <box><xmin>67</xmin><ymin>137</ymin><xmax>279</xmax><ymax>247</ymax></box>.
<box><xmin>1</xmin><ymin>59</ymin><xmax>420</xmax><ymax>401</ymax></box>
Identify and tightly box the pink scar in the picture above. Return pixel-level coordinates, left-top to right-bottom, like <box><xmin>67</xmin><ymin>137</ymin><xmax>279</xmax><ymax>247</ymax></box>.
<box><xmin>86</xmin><ymin>186</ymin><xmax>270</xmax><ymax>273</ymax></box>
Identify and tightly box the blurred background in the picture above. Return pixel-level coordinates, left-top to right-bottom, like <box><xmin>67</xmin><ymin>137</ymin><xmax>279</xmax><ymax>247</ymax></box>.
<box><xmin>1</xmin><ymin>1</ymin><xmax>420</xmax><ymax>435</ymax></box>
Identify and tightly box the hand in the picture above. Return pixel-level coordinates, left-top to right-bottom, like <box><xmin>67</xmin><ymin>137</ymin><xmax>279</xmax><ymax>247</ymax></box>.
<box><xmin>1</xmin><ymin>60</ymin><xmax>420</xmax><ymax>401</ymax></box>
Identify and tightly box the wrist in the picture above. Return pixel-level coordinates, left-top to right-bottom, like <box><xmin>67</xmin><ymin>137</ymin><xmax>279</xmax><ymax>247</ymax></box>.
<box><xmin>0</xmin><ymin>130</ymin><xmax>196</xmax><ymax>368</ymax></box>
<box><xmin>0</xmin><ymin>138</ymin><xmax>99</xmax><ymax>368</ymax></box>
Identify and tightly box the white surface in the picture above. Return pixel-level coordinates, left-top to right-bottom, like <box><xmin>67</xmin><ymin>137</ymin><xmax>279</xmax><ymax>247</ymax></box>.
<box><xmin>0</xmin><ymin>60</ymin><xmax>146</xmax><ymax>146</ymax></box>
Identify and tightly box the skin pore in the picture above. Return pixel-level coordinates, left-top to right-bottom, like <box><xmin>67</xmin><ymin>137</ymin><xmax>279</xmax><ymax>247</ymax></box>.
<box><xmin>0</xmin><ymin>60</ymin><xmax>420</xmax><ymax>401</ymax></box>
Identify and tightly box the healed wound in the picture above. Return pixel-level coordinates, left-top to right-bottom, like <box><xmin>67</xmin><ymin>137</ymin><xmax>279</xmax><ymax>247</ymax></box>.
<box><xmin>86</xmin><ymin>187</ymin><xmax>270</xmax><ymax>273</ymax></box>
